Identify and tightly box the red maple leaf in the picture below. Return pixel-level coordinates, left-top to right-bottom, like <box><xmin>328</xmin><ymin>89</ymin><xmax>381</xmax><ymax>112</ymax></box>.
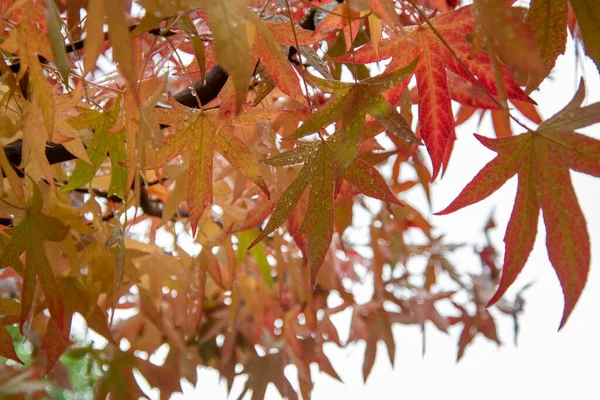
<box><xmin>336</xmin><ymin>5</ymin><xmax>532</xmax><ymax>179</ymax></box>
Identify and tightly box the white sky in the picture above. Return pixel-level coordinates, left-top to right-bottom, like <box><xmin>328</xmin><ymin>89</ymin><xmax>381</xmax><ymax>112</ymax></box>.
<box><xmin>149</xmin><ymin>37</ymin><xmax>600</xmax><ymax>400</ymax></box>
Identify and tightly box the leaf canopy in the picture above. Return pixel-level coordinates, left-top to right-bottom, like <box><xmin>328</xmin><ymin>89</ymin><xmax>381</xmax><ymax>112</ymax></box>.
<box><xmin>0</xmin><ymin>0</ymin><xmax>599</xmax><ymax>398</ymax></box>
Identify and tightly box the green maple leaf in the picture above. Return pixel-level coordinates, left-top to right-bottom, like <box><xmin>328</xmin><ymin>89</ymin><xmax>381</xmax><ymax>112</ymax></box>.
<box><xmin>285</xmin><ymin>57</ymin><xmax>420</xmax><ymax>147</ymax></box>
<box><xmin>249</xmin><ymin>63</ymin><xmax>419</xmax><ymax>288</ymax></box>
<box><xmin>0</xmin><ymin>183</ymin><xmax>69</xmax><ymax>339</ymax></box>
<box><xmin>61</xmin><ymin>100</ymin><xmax>127</xmax><ymax>198</ymax></box>
<box><xmin>250</xmin><ymin>137</ymin><xmax>405</xmax><ymax>288</ymax></box>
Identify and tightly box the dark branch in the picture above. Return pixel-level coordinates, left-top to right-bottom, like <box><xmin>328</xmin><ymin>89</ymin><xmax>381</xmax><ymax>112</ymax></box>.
<box><xmin>3</xmin><ymin>65</ymin><xmax>229</xmax><ymax>168</ymax></box>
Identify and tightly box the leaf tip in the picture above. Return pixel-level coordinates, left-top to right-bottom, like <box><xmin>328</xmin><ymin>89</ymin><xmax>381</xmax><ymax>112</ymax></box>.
<box><xmin>247</xmin><ymin>235</ymin><xmax>262</xmax><ymax>251</ymax></box>
<box><xmin>558</xmin><ymin>302</ymin><xmax>576</xmax><ymax>331</ymax></box>
<box><xmin>309</xmin><ymin>263</ymin><xmax>320</xmax><ymax>291</ymax></box>
<box><xmin>260</xmin><ymin>183</ymin><xmax>270</xmax><ymax>200</ymax></box>
<box><xmin>190</xmin><ymin>220</ymin><xmax>199</xmax><ymax>238</ymax></box>
<box><xmin>433</xmin><ymin>208</ymin><xmax>450</xmax><ymax>216</ymax></box>
<box><xmin>485</xmin><ymin>291</ymin><xmax>502</xmax><ymax>309</ymax></box>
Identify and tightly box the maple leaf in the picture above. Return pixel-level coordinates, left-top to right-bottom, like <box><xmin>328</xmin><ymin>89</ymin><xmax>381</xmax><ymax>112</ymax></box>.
<box><xmin>437</xmin><ymin>80</ymin><xmax>600</xmax><ymax>328</ymax></box>
<box><xmin>335</xmin><ymin>5</ymin><xmax>532</xmax><ymax>179</ymax></box>
<box><xmin>255</xmin><ymin>65</ymin><xmax>419</xmax><ymax>279</ymax></box>
<box><xmin>95</xmin><ymin>349</ymin><xmax>151</xmax><ymax>399</ymax></box>
<box><xmin>82</xmin><ymin>0</ymin><xmax>105</xmax><ymax>73</ymax></box>
<box><xmin>470</xmin><ymin>0</ymin><xmax>546</xmax><ymax>75</ymax></box>
<box><xmin>0</xmin><ymin>183</ymin><xmax>69</xmax><ymax>339</ymax></box>
<box><xmin>450</xmin><ymin>303</ymin><xmax>500</xmax><ymax>361</ymax></box>
<box><xmin>61</xmin><ymin>100</ymin><xmax>128</xmax><ymax>198</ymax></box>
<box><xmin>407</xmin><ymin>290</ymin><xmax>455</xmax><ymax>334</ymax></box>
<box><xmin>251</xmin><ymin>140</ymin><xmax>335</xmax><ymax>288</ymax></box>
<box><xmin>153</xmin><ymin>98</ymin><xmax>274</xmax><ymax>234</ymax></box>
<box><xmin>248</xmin><ymin>14</ymin><xmax>307</xmax><ymax>105</ymax></box>
<box><xmin>286</xmin><ymin>57</ymin><xmax>419</xmax><ymax>145</ymax></box>
<box><xmin>41</xmin><ymin>275</ymin><xmax>115</xmax><ymax>372</ymax></box>
<box><xmin>251</xmin><ymin>131</ymin><xmax>404</xmax><ymax>287</ymax></box>
<box><xmin>43</xmin><ymin>0</ymin><xmax>71</xmax><ymax>84</ymax></box>
<box><xmin>238</xmin><ymin>352</ymin><xmax>297</xmax><ymax>400</ymax></box>
<box><xmin>348</xmin><ymin>304</ymin><xmax>396</xmax><ymax>382</ymax></box>
<box><xmin>1</xmin><ymin>20</ymin><xmax>55</xmax><ymax>135</ymax></box>
<box><xmin>203</xmin><ymin>0</ymin><xmax>254</xmax><ymax>110</ymax></box>
<box><xmin>104</xmin><ymin>0</ymin><xmax>138</xmax><ymax>86</ymax></box>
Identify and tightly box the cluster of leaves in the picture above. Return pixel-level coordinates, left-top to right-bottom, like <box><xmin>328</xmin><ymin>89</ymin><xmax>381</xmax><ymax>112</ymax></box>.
<box><xmin>0</xmin><ymin>0</ymin><xmax>599</xmax><ymax>398</ymax></box>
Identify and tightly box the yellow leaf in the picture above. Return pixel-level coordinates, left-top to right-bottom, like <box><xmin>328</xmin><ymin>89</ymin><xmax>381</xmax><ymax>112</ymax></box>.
<box><xmin>104</xmin><ymin>0</ymin><xmax>137</xmax><ymax>86</ymax></box>
<box><xmin>83</xmin><ymin>0</ymin><xmax>105</xmax><ymax>74</ymax></box>
<box><xmin>368</xmin><ymin>13</ymin><xmax>382</xmax><ymax>58</ymax></box>
<box><xmin>203</xmin><ymin>0</ymin><xmax>253</xmax><ymax>111</ymax></box>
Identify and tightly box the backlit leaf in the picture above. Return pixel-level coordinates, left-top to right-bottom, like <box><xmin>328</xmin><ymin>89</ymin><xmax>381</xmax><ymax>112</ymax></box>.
<box><xmin>0</xmin><ymin>183</ymin><xmax>69</xmax><ymax>339</ymax></box>
<box><xmin>525</xmin><ymin>0</ymin><xmax>568</xmax><ymax>92</ymax></box>
<box><xmin>153</xmin><ymin>99</ymin><xmax>271</xmax><ymax>234</ymax></box>
<box><xmin>438</xmin><ymin>80</ymin><xmax>600</xmax><ymax>328</ymax></box>
<box><xmin>104</xmin><ymin>0</ymin><xmax>137</xmax><ymax>86</ymax></box>
<box><xmin>61</xmin><ymin>101</ymin><xmax>128</xmax><ymax>198</ymax></box>
<box><xmin>336</xmin><ymin>5</ymin><xmax>532</xmax><ymax>179</ymax></box>
<box><xmin>204</xmin><ymin>0</ymin><xmax>253</xmax><ymax>110</ymax></box>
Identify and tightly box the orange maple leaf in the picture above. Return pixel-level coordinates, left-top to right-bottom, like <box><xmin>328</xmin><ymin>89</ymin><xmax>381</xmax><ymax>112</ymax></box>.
<box><xmin>153</xmin><ymin>97</ymin><xmax>276</xmax><ymax>234</ymax></box>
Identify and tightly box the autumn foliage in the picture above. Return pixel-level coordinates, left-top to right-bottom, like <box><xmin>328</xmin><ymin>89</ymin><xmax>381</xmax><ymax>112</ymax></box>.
<box><xmin>0</xmin><ymin>0</ymin><xmax>599</xmax><ymax>398</ymax></box>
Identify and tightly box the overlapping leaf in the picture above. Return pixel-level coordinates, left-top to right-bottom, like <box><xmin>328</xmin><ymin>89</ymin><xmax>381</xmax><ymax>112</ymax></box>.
<box><xmin>203</xmin><ymin>0</ymin><xmax>253</xmax><ymax>110</ymax></box>
<box><xmin>251</xmin><ymin>131</ymin><xmax>405</xmax><ymax>287</ymax></box>
<box><xmin>286</xmin><ymin>58</ymin><xmax>419</xmax><ymax>145</ymax></box>
<box><xmin>470</xmin><ymin>0</ymin><xmax>546</xmax><ymax>75</ymax></box>
<box><xmin>0</xmin><ymin>184</ymin><xmax>69</xmax><ymax>339</ymax></box>
<box><xmin>0</xmin><ymin>325</ymin><xmax>22</xmax><ymax>364</ymax></box>
<box><xmin>41</xmin><ymin>275</ymin><xmax>115</xmax><ymax>372</ymax></box>
<box><xmin>524</xmin><ymin>0</ymin><xmax>568</xmax><ymax>92</ymax></box>
<box><xmin>153</xmin><ymin>97</ymin><xmax>275</xmax><ymax>234</ymax></box>
<box><xmin>348</xmin><ymin>304</ymin><xmax>396</xmax><ymax>382</ymax></box>
<box><xmin>438</xmin><ymin>80</ymin><xmax>600</xmax><ymax>327</ymax></box>
<box><xmin>450</xmin><ymin>304</ymin><xmax>500</xmax><ymax>361</ymax></box>
<box><xmin>336</xmin><ymin>5</ymin><xmax>532</xmax><ymax>179</ymax></box>
<box><xmin>62</xmin><ymin>101</ymin><xmax>128</xmax><ymax>198</ymax></box>
<box><xmin>237</xmin><ymin>353</ymin><xmax>297</xmax><ymax>400</ymax></box>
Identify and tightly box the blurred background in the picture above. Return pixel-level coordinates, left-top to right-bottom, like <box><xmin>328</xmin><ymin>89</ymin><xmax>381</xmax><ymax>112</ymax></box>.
<box><xmin>161</xmin><ymin>34</ymin><xmax>600</xmax><ymax>400</ymax></box>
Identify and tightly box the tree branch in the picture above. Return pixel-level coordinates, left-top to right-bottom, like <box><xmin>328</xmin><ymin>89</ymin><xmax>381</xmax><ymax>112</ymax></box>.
<box><xmin>2</xmin><ymin>65</ymin><xmax>229</xmax><ymax>168</ymax></box>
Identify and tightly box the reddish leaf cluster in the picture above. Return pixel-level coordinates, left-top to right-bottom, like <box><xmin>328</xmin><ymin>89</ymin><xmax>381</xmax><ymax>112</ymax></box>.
<box><xmin>0</xmin><ymin>0</ymin><xmax>599</xmax><ymax>398</ymax></box>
